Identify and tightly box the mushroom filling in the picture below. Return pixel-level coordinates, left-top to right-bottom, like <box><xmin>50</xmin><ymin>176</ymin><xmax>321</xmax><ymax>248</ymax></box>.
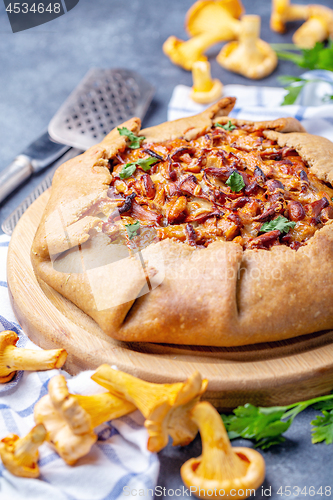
<box><xmin>106</xmin><ymin>124</ymin><xmax>333</xmax><ymax>250</ymax></box>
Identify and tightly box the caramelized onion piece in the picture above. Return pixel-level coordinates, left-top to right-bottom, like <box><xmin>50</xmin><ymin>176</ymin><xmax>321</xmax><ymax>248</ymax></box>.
<box><xmin>247</xmin><ymin>230</ymin><xmax>281</xmax><ymax>249</ymax></box>
<box><xmin>131</xmin><ymin>201</ymin><xmax>162</xmax><ymax>225</ymax></box>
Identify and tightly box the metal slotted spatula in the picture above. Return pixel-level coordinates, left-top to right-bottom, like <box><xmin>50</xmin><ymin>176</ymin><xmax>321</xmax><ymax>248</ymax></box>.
<box><xmin>48</xmin><ymin>68</ymin><xmax>154</xmax><ymax>150</ymax></box>
<box><xmin>2</xmin><ymin>68</ymin><xmax>154</xmax><ymax>235</ymax></box>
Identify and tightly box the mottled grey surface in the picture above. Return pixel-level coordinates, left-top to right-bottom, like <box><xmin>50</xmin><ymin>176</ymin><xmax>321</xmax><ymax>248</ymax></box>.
<box><xmin>1</xmin><ymin>0</ymin><xmax>333</xmax><ymax>497</ymax></box>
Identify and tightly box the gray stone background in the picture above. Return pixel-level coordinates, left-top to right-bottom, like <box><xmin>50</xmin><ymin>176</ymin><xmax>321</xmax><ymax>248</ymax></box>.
<box><xmin>1</xmin><ymin>0</ymin><xmax>333</xmax><ymax>498</ymax></box>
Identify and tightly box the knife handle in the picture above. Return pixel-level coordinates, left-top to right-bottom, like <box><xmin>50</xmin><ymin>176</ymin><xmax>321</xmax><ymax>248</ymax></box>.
<box><xmin>0</xmin><ymin>155</ymin><xmax>32</xmax><ymax>204</ymax></box>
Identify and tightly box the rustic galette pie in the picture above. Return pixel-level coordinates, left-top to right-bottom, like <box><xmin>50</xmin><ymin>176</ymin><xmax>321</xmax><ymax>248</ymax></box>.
<box><xmin>31</xmin><ymin>98</ymin><xmax>333</xmax><ymax>346</ymax></box>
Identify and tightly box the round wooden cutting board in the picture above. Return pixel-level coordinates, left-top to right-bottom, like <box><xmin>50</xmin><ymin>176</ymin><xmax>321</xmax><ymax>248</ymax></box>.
<box><xmin>7</xmin><ymin>189</ymin><xmax>333</xmax><ymax>409</ymax></box>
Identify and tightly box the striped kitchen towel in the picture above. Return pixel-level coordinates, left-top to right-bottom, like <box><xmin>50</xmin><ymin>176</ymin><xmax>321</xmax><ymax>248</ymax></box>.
<box><xmin>168</xmin><ymin>70</ymin><xmax>333</xmax><ymax>142</ymax></box>
<box><xmin>0</xmin><ymin>235</ymin><xmax>159</xmax><ymax>500</ymax></box>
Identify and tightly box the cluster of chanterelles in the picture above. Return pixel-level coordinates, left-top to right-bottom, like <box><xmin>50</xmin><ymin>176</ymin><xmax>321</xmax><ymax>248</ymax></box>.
<box><xmin>0</xmin><ymin>337</ymin><xmax>266</xmax><ymax>499</ymax></box>
<box><xmin>163</xmin><ymin>0</ymin><xmax>278</xmax><ymax>80</ymax></box>
<box><xmin>163</xmin><ymin>0</ymin><xmax>333</xmax><ymax>83</ymax></box>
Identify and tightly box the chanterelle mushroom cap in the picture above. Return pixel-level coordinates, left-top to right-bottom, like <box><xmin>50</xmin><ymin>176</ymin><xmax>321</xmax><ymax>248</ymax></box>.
<box><xmin>91</xmin><ymin>365</ymin><xmax>208</xmax><ymax>452</ymax></box>
<box><xmin>217</xmin><ymin>15</ymin><xmax>278</xmax><ymax>79</ymax></box>
<box><xmin>34</xmin><ymin>374</ymin><xmax>135</xmax><ymax>465</ymax></box>
<box><xmin>0</xmin><ymin>330</ymin><xmax>67</xmax><ymax>383</ymax></box>
<box><xmin>186</xmin><ymin>0</ymin><xmax>244</xmax><ymax>38</ymax></box>
<box><xmin>181</xmin><ymin>402</ymin><xmax>265</xmax><ymax>499</ymax></box>
<box><xmin>0</xmin><ymin>424</ymin><xmax>46</xmax><ymax>478</ymax></box>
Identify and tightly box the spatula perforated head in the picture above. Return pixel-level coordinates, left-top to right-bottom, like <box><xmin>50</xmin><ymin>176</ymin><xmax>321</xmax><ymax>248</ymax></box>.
<box><xmin>48</xmin><ymin>68</ymin><xmax>154</xmax><ymax>150</ymax></box>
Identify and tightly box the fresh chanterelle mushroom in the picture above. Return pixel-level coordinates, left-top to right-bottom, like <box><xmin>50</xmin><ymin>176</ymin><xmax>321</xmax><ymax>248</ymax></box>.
<box><xmin>0</xmin><ymin>330</ymin><xmax>67</xmax><ymax>383</ymax></box>
<box><xmin>163</xmin><ymin>0</ymin><xmax>244</xmax><ymax>70</ymax></box>
<box><xmin>34</xmin><ymin>374</ymin><xmax>135</xmax><ymax>464</ymax></box>
<box><xmin>292</xmin><ymin>5</ymin><xmax>333</xmax><ymax>49</ymax></box>
<box><xmin>270</xmin><ymin>0</ymin><xmax>308</xmax><ymax>33</ymax></box>
<box><xmin>0</xmin><ymin>423</ymin><xmax>46</xmax><ymax>478</ymax></box>
<box><xmin>185</xmin><ymin>0</ymin><xmax>244</xmax><ymax>39</ymax></box>
<box><xmin>91</xmin><ymin>365</ymin><xmax>208</xmax><ymax>452</ymax></box>
<box><xmin>217</xmin><ymin>15</ymin><xmax>278</xmax><ymax>79</ymax></box>
<box><xmin>190</xmin><ymin>61</ymin><xmax>223</xmax><ymax>104</ymax></box>
<box><xmin>163</xmin><ymin>32</ymin><xmax>224</xmax><ymax>71</ymax></box>
<box><xmin>270</xmin><ymin>0</ymin><xmax>333</xmax><ymax>48</ymax></box>
<box><xmin>181</xmin><ymin>402</ymin><xmax>265</xmax><ymax>499</ymax></box>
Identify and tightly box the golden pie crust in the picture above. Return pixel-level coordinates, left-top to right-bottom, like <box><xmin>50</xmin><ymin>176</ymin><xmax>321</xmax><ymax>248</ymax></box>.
<box><xmin>31</xmin><ymin>98</ymin><xmax>333</xmax><ymax>346</ymax></box>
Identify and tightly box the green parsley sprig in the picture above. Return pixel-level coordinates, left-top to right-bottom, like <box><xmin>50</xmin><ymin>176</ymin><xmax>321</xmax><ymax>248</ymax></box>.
<box><xmin>260</xmin><ymin>216</ymin><xmax>296</xmax><ymax>234</ymax></box>
<box><xmin>216</xmin><ymin>121</ymin><xmax>236</xmax><ymax>131</ymax></box>
<box><xmin>226</xmin><ymin>171</ymin><xmax>245</xmax><ymax>192</ymax></box>
<box><xmin>271</xmin><ymin>41</ymin><xmax>333</xmax><ymax>105</ymax></box>
<box><xmin>221</xmin><ymin>394</ymin><xmax>333</xmax><ymax>450</ymax></box>
<box><xmin>125</xmin><ymin>221</ymin><xmax>140</xmax><ymax>240</ymax></box>
<box><xmin>117</xmin><ymin>127</ymin><xmax>145</xmax><ymax>149</ymax></box>
<box><xmin>119</xmin><ymin>157</ymin><xmax>158</xmax><ymax>180</ymax></box>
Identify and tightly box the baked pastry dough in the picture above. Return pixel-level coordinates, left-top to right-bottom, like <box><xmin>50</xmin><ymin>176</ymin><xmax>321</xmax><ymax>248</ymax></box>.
<box><xmin>31</xmin><ymin>98</ymin><xmax>333</xmax><ymax>346</ymax></box>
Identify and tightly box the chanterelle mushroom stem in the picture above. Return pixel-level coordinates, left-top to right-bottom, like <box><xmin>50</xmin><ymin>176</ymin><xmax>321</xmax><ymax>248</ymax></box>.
<box><xmin>0</xmin><ymin>330</ymin><xmax>67</xmax><ymax>383</ymax></box>
<box><xmin>163</xmin><ymin>32</ymin><xmax>223</xmax><ymax>71</ymax></box>
<box><xmin>270</xmin><ymin>0</ymin><xmax>308</xmax><ymax>33</ymax></box>
<box><xmin>190</xmin><ymin>61</ymin><xmax>223</xmax><ymax>104</ymax></box>
<box><xmin>34</xmin><ymin>374</ymin><xmax>135</xmax><ymax>465</ymax></box>
<box><xmin>0</xmin><ymin>423</ymin><xmax>46</xmax><ymax>478</ymax></box>
<box><xmin>91</xmin><ymin>365</ymin><xmax>208</xmax><ymax>452</ymax></box>
<box><xmin>181</xmin><ymin>402</ymin><xmax>265</xmax><ymax>499</ymax></box>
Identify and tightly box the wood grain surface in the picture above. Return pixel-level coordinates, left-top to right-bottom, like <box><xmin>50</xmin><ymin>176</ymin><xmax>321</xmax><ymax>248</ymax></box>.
<box><xmin>7</xmin><ymin>189</ymin><xmax>333</xmax><ymax>409</ymax></box>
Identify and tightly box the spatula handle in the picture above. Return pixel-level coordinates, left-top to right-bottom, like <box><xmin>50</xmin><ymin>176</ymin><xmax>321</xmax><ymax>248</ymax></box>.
<box><xmin>0</xmin><ymin>155</ymin><xmax>32</xmax><ymax>204</ymax></box>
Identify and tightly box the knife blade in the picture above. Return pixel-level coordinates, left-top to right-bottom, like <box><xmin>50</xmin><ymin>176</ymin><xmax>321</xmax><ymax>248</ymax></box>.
<box><xmin>0</xmin><ymin>131</ymin><xmax>70</xmax><ymax>204</ymax></box>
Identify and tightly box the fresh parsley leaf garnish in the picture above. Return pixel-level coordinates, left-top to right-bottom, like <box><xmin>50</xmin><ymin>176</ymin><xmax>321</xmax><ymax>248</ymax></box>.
<box><xmin>119</xmin><ymin>163</ymin><xmax>137</xmax><ymax>180</ymax></box>
<box><xmin>226</xmin><ymin>171</ymin><xmax>245</xmax><ymax>192</ymax></box>
<box><xmin>117</xmin><ymin>127</ymin><xmax>145</xmax><ymax>149</ymax></box>
<box><xmin>260</xmin><ymin>216</ymin><xmax>296</xmax><ymax>234</ymax></box>
<box><xmin>119</xmin><ymin>157</ymin><xmax>158</xmax><ymax>179</ymax></box>
<box><xmin>216</xmin><ymin>120</ymin><xmax>236</xmax><ymax>131</ymax></box>
<box><xmin>272</xmin><ymin>42</ymin><xmax>333</xmax><ymax>104</ymax></box>
<box><xmin>221</xmin><ymin>394</ymin><xmax>333</xmax><ymax>450</ymax></box>
<box><xmin>125</xmin><ymin>221</ymin><xmax>140</xmax><ymax>240</ymax></box>
<box><xmin>136</xmin><ymin>157</ymin><xmax>159</xmax><ymax>172</ymax></box>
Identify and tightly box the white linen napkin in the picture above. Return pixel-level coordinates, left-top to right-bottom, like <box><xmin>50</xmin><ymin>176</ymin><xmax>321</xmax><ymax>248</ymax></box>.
<box><xmin>168</xmin><ymin>70</ymin><xmax>333</xmax><ymax>142</ymax></box>
<box><xmin>0</xmin><ymin>235</ymin><xmax>159</xmax><ymax>500</ymax></box>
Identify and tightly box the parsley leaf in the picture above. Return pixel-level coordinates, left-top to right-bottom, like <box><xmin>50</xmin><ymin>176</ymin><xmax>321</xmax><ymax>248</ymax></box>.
<box><xmin>272</xmin><ymin>42</ymin><xmax>333</xmax><ymax>104</ymax></box>
<box><xmin>216</xmin><ymin>121</ymin><xmax>236</xmax><ymax>131</ymax></box>
<box><xmin>260</xmin><ymin>216</ymin><xmax>296</xmax><ymax>234</ymax></box>
<box><xmin>125</xmin><ymin>221</ymin><xmax>140</xmax><ymax>240</ymax></box>
<box><xmin>136</xmin><ymin>157</ymin><xmax>158</xmax><ymax>172</ymax></box>
<box><xmin>119</xmin><ymin>163</ymin><xmax>137</xmax><ymax>180</ymax></box>
<box><xmin>117</xmin><ymin>127</ymin><xmax>145</xmax><ymax>149</ymax></box>
<box><xmin>221</xmin><ymin>394</ymin><xmax>333</xmax><ymax>450</ymax></box>
<box><xmin>311</xmin><ymin>411</ymin><xmax>333</xmax><ymax>445</ymax></box>
<box><xmin>119</xmin><ymin>157</ymin><xmax>158</xmax><ymax>179</ymax></box>
<box><xmin>226</xmin><ymin>171</ymin><xmax>245</xmax><ymax>192</ymax></box>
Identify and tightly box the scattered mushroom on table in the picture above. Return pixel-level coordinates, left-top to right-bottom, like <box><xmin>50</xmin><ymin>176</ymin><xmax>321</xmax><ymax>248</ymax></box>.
<box><xmin>0</xmin><ymin>423</ymin><xmax>46</xmax><ymax>478</ymax></box>
<box><xmin>270</xmin><ymin>0</ymin><xmax>333</xmax><ymax>48</ymax></box>
<box><xmin>181</xmin><ymin>401</ymin><xmax>265</xmax><ymax>499</ymax></box>
<box><xmin>190</xmin><ymin>61</ymin><xmax>223</xmax><ymax>104</ymax></box>
<box><xmin>217</xmin><ymin>15</ymin><xmax>278</xmax><ymax>79</ymax></box>
<box><xmin>163</xmin><ymin>0</ymin><xmax>244</xmax><ymax>70</ymax></box>
<box><xmin>0</xmin><ymin>330</ymin><xmax>67</xmax><ymax>383</ymax></box>
<box><xmin>91</xmin><ymin>365</ymin><xmax>208</xmax><ymax>452</ymax></box>
<box><xmin>34</xmin><ymin>374</ymin><xmax>135</xmax><ymax>465</ymax></box>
